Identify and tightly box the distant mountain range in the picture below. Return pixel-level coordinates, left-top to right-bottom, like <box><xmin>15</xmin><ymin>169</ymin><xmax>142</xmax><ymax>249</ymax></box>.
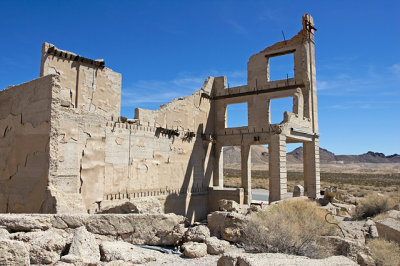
<box><xmin>223</xmin><ymin>146</ymin><xmax>400</xmax><ymax>165</ymax></box>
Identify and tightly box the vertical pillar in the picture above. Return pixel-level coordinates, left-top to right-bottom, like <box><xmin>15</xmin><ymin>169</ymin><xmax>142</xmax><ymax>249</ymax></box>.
<box><xmin>213</xmin><ymin>143</ymin><xmax>224</xmax><ymax>188</ymax></box>
<box><xmin>241</xmin><ymin>144</ymin><xmax>251</xmax><ymax>204</ymax></box>
<box><xmin>303</xmin><ymin>138</ymin><xmax>320</xmax><ymax>198</ymax></box>
<box><xmin>269</xmin><ymin>134</ymin><xmax>287</xmax><ymax>202</ymax></box>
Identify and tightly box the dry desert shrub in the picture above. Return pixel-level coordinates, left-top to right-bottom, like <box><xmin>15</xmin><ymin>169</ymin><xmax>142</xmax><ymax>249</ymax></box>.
<box><xmin>244</xmin><ymin>198</ymin><xmax>338</xmax><ymax>259</ymax></box>
<box><xmin>354</xmin><ymin>193</ymin><xmax>397</xmax><ymax>219</ymax></box>
<box><xmin>367</xmin><ymin>238</ymin><xmax>400</xmax><ymax>266</ymax></box>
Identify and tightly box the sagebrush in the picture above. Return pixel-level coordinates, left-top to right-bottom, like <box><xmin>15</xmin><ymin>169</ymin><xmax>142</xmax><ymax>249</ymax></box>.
<box><xmin>244</xmin><ymin>198</ymin><xmax>338</xmax><ymax>259</ymax></box>
<box><xmin>354</xmin><ymin>193</ymin><xmax>398</xmax><ymax>219</ymax></box>
<box><xmin>367</xmin><ymin>238</ymin><xmax>400</xmax><ymax>266</ymax></box>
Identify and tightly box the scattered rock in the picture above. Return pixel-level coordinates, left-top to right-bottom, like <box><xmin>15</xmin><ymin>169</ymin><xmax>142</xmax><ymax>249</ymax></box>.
<box><xmin>205</xmin><ymin>236</ymin><xmax>230</xmax><ymax>255</ymax></box>
<box><xmin>247</xmin><ymin>204</ymin><xmax>261</xmax><ymax>214</ymax></box>
<box><xmin>61</xmin><ymin>226</ymin><xmax>100</xmax><ymax>264</ymax></box>
<box><xmin>13</xmin><ymin>228</ymin><xmax>72</xmax><ymax>264</ymax></box>
<box><xmin>334</xmin><ymin>203</ymin><xmax>355</xmax><ymax>216</ymax></box>
<box><xmin>0</xmin><ymin>239</ymin><xmax>30</xmax><ymax>265</ymax></box>
<box><xmin>0</xmin><ymin>228</ymin><xmax>9</xmax><ymax>239</ymax></box>
<box><xmin>185</xmin><ymin>225</ymin><xmax>210</xmax><ymax>242</ymax></box>
<box><xmin>357</xmin><ymin>252</ymin><xmax>375</xmax><ymax>266</ymax></box>
<box><xmin>384</xmin><ymin>209</ymin><xmax>400</xmax><ymax>219</ymax></box>
<box><xmin>217</xmin><ymin>254</ymin><xmax>238</xmax><ymax>266</ymax></box>
<box><xmin>318</xmin><ymin>236</ymin><xmax>364</xmax><ymax>261</ymax></box>
<box><xmin>208</xmin><ymin>211</ymin><xmax>248</xmax><ymax>243</ymax></box>
<box><xmin>321</xmin><ymin>202</ymin><xmax>338</xmax><ymax>214</ymax></box>
<box><xmin>100</xmin><ymin>241</ymin><xmax>156</xmax><ymax>263</ymax></box>
<box><xmin>293</xmin><ymin>185</ymin><xmax>304</xmax><ymax>197</ymax></box>
<box><xmin>369</xmin><ymin>225</ymin><xmax>379</xmax><ymax>238</ymax></box>
<box><xmin>99</xmin><ymin>198</ymin><xmax>162</xmax><ymax>214</ymax></box>
<box><xmin>182</xmin><ymin>241</ymin><xmax>207</xmax><ymax>258</ymax></box>
<box><xmin>218</xmin><ymin>252</ymin><xmax>357</xmax><ymax>266</ymax></box>
<box><xmin>219</xmin><ymin>199</ymin><xmax>240</xmax><ymax>212</ymax></box>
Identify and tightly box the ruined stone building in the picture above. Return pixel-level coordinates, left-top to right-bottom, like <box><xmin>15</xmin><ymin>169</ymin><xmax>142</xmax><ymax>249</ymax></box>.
<box><xmin>0</xmin><ymin>14</ymin><xmax>320</xmax><ymax>222</ymax></box>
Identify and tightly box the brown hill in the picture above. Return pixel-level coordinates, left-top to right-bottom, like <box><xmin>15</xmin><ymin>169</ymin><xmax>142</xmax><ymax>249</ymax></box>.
<box><xmin>223</xmin><ymin>146</ymin><xmax>400</xmax><ymax>166</ymax></box>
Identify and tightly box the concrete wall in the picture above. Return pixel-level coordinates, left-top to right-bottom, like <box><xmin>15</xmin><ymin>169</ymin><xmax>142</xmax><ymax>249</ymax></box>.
<box><xmin>42</xmin><ymin>49</ymin><xmax>216</xmax><ymax>221</ymax></box>
<box><xmin>40</xmin><ymin>43</ymin><xmax>121</xmax><ymax>120</ymax></box>
<box><xmin>210</xmin><ymin>14</ymin><xmax>320</xmax><ymax>202</ymax></box>
<box><xmin>1</xmin><ymin>14</ymin><xmax>320</xmax><ymax>219</ymax></box>
<box><xmin>0</xmin><ymin>75</ymin><xmax>55</xmax><ymax>213</ymax></box>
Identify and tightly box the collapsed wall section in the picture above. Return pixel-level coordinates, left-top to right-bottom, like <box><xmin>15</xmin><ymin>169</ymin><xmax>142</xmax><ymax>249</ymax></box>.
<box><xmin>0</xmin><ymin>75</ymin><xmax>55</xmax><ymax>213</ymax></box>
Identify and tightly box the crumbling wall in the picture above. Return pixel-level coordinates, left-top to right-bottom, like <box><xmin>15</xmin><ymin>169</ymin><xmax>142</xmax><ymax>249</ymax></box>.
<box><xmin>46</xmin><ymin>77</ymin><xmax>108</xmax><ymax>213</ymax></box>
<box><xmin>40</xmin><ymin>43</ymin><xmax>121</xmax><ymax>120</ymax></box>
<box><xmin>102</xmin><ymin>77</ymin><xmax>216</xmax><ymax>222</ymax></box>
<box><xmin>42</xmin><ymin>44</ymin><xmax>216</xmax><ymax>220</ymax></box>
<box><xmin>0</xmin><ymin>75</ymin><xmax>55</xmax><ymax>213</ymax></box>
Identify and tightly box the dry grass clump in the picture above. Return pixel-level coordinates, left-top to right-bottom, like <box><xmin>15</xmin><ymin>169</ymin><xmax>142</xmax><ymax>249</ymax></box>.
<box><xmin>367</xmin><ymin>238</ymin><xmax>400</xmax><ymax>266</ymax></box>
<box><xmin>354</xmin><ymin>193</ymin><xmax>398</xmax><ymax>219</ymax></box>
<box><xmin>244</xmin><ymin>198</ymin><xmax>338</xmax><ymax>259</ymax></box>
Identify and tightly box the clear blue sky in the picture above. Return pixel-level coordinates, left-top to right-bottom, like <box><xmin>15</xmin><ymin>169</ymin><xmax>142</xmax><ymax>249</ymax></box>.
<box><xmin>1</xmin><ymin>0</ymin><xmax>399</xmax><ymax>155</ymax></box>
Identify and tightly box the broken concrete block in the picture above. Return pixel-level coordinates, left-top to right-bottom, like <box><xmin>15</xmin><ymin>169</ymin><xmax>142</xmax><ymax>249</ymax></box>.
<box><xmin>205</xmin><ymin>236</ymin><xmax>230</xmax><ymax>255</ymax></box>
<box><xmin>61</xmin><ymin>226</ymin><xmax>100</xmax><ymax>264</ymax></box>
<box><xmin>100</xmin><ymin>241</ymin><xmax>156</xmax><ymax>263</ymax></box>
<box><xmin>375</xmin><ymin>218</ymin><xmax>400</xmax><ymax>244</ymax></box>
<box><xmin>85</xmin><ymin>213</ymin><xmax>186</xmax><ymax>245</ymax></box>
<box><xmin>185</xmin><ymin>225</ymin><xmax>210</xmax><ymax>242</ymax></box>
<box><xmin>0</xmin><ymin>214</ymin><xmax>52</xmax><ymax>232</ymax></box>
<box><xmin>207</xmin><ymin>211</ymin><xmax>248</xmax><ymax>243</ymax></box>
<box><xmin>182</xmin><ymin>241</ymin><xmax>207</xmax><ymax>258</ymax></box>
<box><xmin>13</xmin><ymin>228</ymin><xmax>72</xmax><ymax>264</ymax></box>
<box><xmin>0</xmin><ymin>228</ymin><xmax>9</xmax><ymax>239</ymax></box>
<box><xmin>0</xmin><ymin>239</ymin><xmax>30</xmax><ymax>265</ymax></box>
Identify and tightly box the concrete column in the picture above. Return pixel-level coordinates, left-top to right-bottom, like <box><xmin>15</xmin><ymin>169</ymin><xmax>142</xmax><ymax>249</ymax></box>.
<box><xmin>241</xmin><ymin>144</ymin><xmax>251</xmax><ymax>204</ymax></box>
<box><xmin>269</xmin><ymin>134</ymin><xmax>287</xmax><ymax>202</ymax></box>
<box><xmin>213</xmin><ymin>144</ymin><xmax>224</xmax><ymax>188</ymax></box>
<box><xmin>303</xmin><ymin>138</ymin><xmax>320</xmax><ymax>199</ymax></box>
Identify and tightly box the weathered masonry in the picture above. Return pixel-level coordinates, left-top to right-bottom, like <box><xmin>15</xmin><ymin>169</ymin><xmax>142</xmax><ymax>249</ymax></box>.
<box><xmin>0</xmin><ymin>14</ymin><xmax>320</xmax><ymax>221</ymax></box>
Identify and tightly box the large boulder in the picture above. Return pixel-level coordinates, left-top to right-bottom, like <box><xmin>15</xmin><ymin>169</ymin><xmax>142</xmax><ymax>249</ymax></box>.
<box><xmin>12</xmin><ymin>228</ymin><xmax>72</xmax><ymax>264</ymax></box>
<box><xmin>205</xmin><ymin>236</ymin><xmax>230</xmax><ymax>255</ymax></box>
<box><xmin>99</xmin><ymin>198</ymin><xmax>162</xmax><ymax>214</ymax></box>
<box><xmin>208</xmin><ymin>211</ymin><xmax>248</xmax><ymax>242</ymax></box>
<box><xmin>0</xmin><ymin>214</ymin><xmax>52</xmax><ymax>231</ymax></box>
<box><xmin>185</xmin><ymin>225</ymin><xmax>210</xmax><ymax>242</ymax></box>
<box><xmin>375</xmin><ymin>218</ymin><xmax>400</xmax><ymax>244</ymax></box>
<box><xmin>50</xmin><ymin>214</ymin><xmax>89</xmax><ymax>229</ymax></box>
<box><xmin>182</xmin><ymin>241</ymin><xmax>207</xmax><ymax>258</ymax></box>
<box><xmin>61</xmin><ymin>226</ymin><xmax>100</xmax><ymax>264</ymax></box>
<box><xmin>0</xmin><ymin>239</ymin><xmax>30</xmax><ymax>265</ymax></box>
<box><xmin>85</xmin><ymin>213</ymin><xmax>186</xmax><ymax>245</ymax></box>
<box><xmin>100</xmin><ymin>241</ymin><xmax>156</xmax><ymax>263</ymax></box>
